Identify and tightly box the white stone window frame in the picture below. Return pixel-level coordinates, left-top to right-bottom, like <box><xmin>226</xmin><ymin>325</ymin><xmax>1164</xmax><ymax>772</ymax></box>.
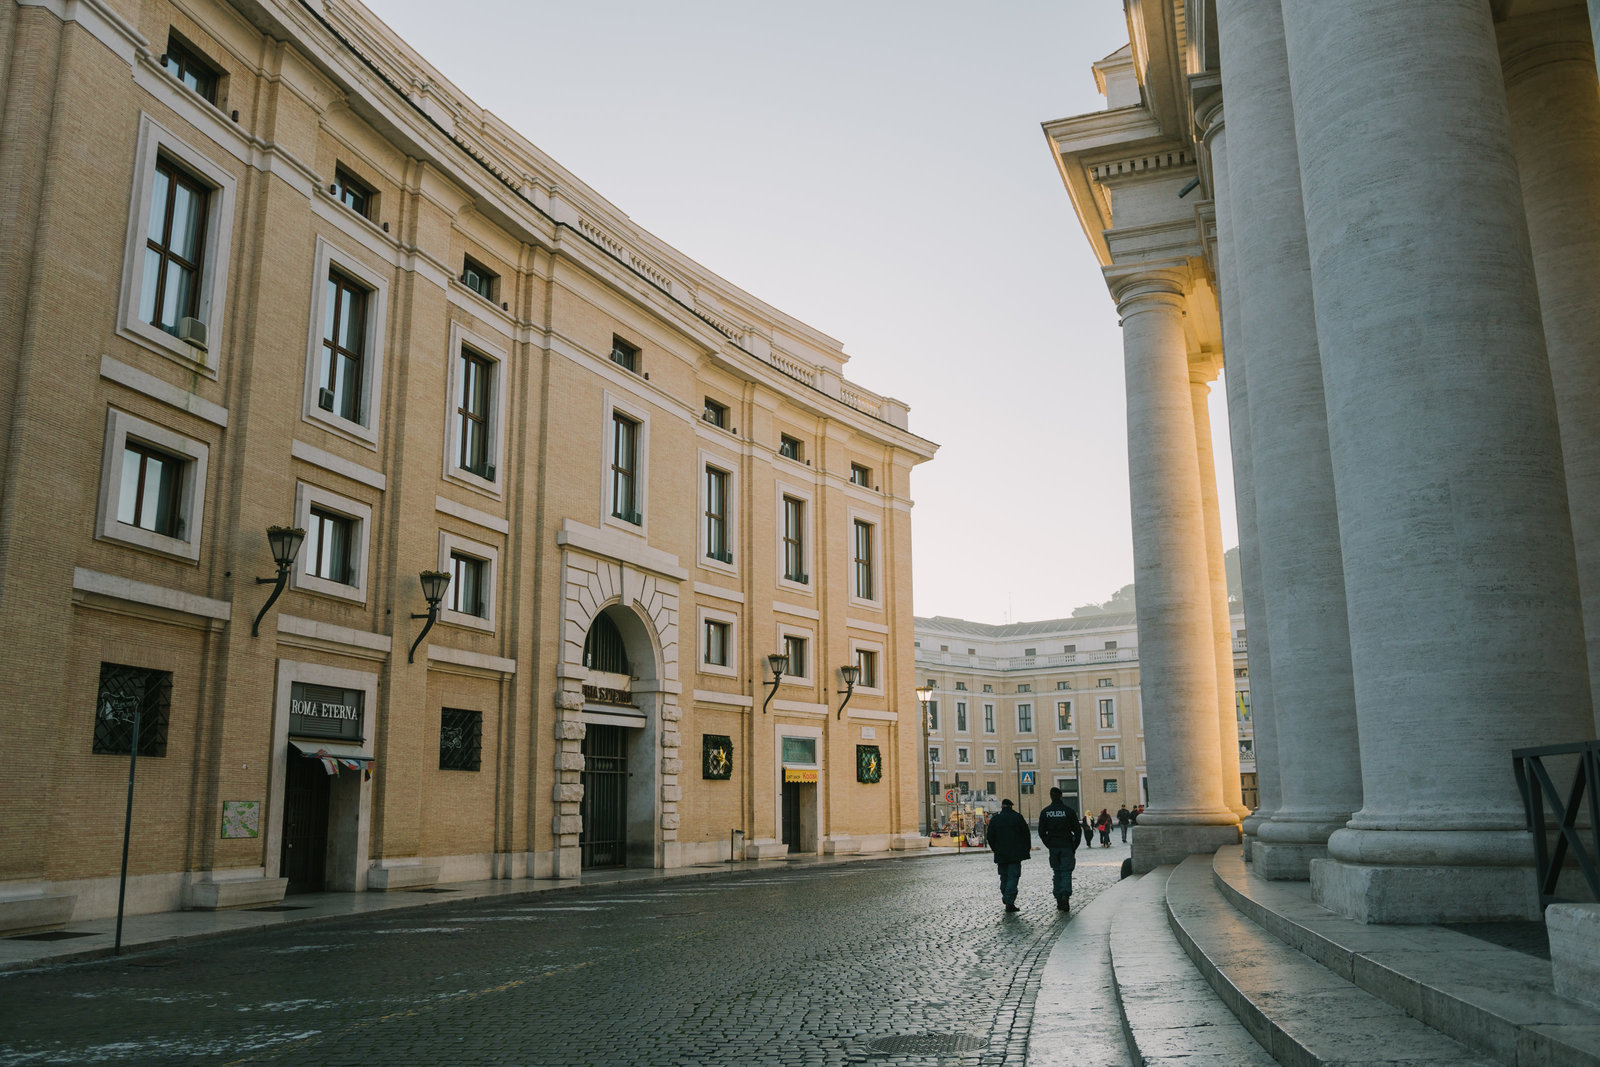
<box><xmin>1100</xmin><ymin>743</ymin><xmax>1118</xmax><ymax>762</ymax></box>
<box><xmin>1017</xmin><ymin>747</ymin><xmax>1035</xmax><ymax>764</ymax></box>
<box><xmin>1098</xmin><ymin>697</ymin><xmax>1117</xmax><ymax>730</ymax></box>
<box><xmin>955</xmin><ymin>700</ymin><xmax>969</xmax><ymax>734</ymax></box>
<box><xmin>984</xmin><ymin>747</ymin><xmax>997</xmax><ymax>765</ymax></box>
<box><xmin>697</xmin><ymin>604</ymin><xmax>738</xmax><ymax>678</ymax></box>
<box><xmin>846</xmin><ymin>507</ymin><xmax>883</xmax><ymax>607</ymax></box>
<box><xmin>96</xmin><ymin>408</ymin><xmax>210</xmax><ymax>562</ymax></box>
<box><xmin>1016</xmin><ymin>702</ymin><xmax>1035</xmax><ymax>735</ymax></box>
<box><xmin>776</xmin><ymin>622</ymin><xmax>816</xmax><ymax>687</ymax></box>
<box><xmin>601</xmin><ymin>391</ymin><xmax>651</xmax><ymax>537</ymax></box>
<box><xmin>291</xmin><ymin>482</ymin><xmax>372</xmax><ymax>604</ymax></box>
<box><xmin>928</xmin><ymin>745</ymin><xmax>942</xmax><ymax>767</ymax></box>
<box><xmin>1056</xmin><ymin>700</ymin><xmax>1073</xmax><ymax>731</ymax></box>
<box><xmin>437</xmin><ymin>530</ymin><xmax>498</xmax><ymax>633</ymax></box>
<box><xmin>774</xmin><ymin>480</ymin><xmax>815</xmax><ymax>595</ymax></box>
<box><xmin>956</xmin><ymin>745</ymin><xmax>970</xmax><ymax>765</ymax></box>
<box><xmin>117</xmin><ymin>114</ymin><xmax>238</xmax><ymax>375</ymax></box>
<box><xmin>442</xmin><ymin>321</ymin><xmax>509</xmax><ymax>497</ymax></box>
<box><xmin>698</xmin><ymin>447</ymin><xmax>738</xmax><ymax>576</ymax></box>
<box><xmin>847</xmin><ymin>637</ymin><xmax>886</xmax><ymax>696</ymax></box>
<box><xmin>1058</xmin><ymin>746</ymin><xmax>1074</xmax><ymax>763</ymax></box>
<box><xmin>983</xmin><ymin>703</ymin><xmax>996</xmax><ymax>734</ymax></box>
<box><xmin>301</xmin><ymin>236</ymin><xmax>390</xmax><ymax>448</ymax></box>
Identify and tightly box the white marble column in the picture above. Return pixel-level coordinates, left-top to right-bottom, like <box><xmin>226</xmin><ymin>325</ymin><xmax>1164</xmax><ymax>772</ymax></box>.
<box><xmin>1113</xmin><ymin>264</ymin><xmax>1241</xmax><ymax>874</ymax></box>
<box><xmin>1203</xmin><ymin>100</ymin><xmax>1283</xmax><ymax>855</ymax></box>
<box><xmin>1502</xmin><ymin>10</ymin><xmax>1600</xmax><ymax>735</ymax></box>
<box><xmin>1281</xmin><ymin>0</ymin><xmax>1591</xmax><ymax>922</ymax></box>
<box><xmin>1192</xmin><ymin>372</ymin><xmax>1248</xmax><ymax>819</ymax></box>
<box><xmin>1219</xmin><ymin>0</ymin><xmax>1362</xmax><ymax>883</ymax></box>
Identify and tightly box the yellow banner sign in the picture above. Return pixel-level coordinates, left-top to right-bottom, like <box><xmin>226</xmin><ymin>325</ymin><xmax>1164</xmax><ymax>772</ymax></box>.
<box><xmin>784</xmin><ymin>767</ymin><xmax>818</xmax><ymax>783</ymax></box>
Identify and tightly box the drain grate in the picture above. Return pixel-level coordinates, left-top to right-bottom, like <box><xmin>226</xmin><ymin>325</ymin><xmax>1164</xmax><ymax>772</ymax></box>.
<box><xmin>868</xmin><ymin>1034</ymin><xmax>988</xmax><ymax>1055</ymax></box>
<box><xmin>400</xmin><ymin>888</ymin><xmax>457</xmax><ymax>894</ymax></box>
<box><xmin>7</xmin><ymin>930</ymin><xmax>96</xmax><ymax>942</ymax></box>
<box><xmin>251</xmin><ymin>905</ymin><xmax>309</xmax><ymax>912</ymax></box>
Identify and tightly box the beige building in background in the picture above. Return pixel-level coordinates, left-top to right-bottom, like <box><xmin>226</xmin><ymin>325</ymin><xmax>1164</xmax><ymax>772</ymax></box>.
<box><xmin>0</xmin><ymin>0</ymin><xmax>935</xmax><ymax>932</ymax></box>
<box><xmin>914</xmin><ymin>614</ymin><xmax>1252</xmax><ymax>830</ymax></box>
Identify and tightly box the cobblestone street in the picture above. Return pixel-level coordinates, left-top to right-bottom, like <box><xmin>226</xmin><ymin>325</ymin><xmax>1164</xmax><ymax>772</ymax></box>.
<box><xmin>0</xmin><ymin>848</ymin><xmax>1127</xmax><ymax>1067</ymax></box>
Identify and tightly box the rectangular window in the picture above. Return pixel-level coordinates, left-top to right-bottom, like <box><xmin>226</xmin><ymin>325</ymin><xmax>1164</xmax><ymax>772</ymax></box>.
<box><xmin>332</xmin><ymin>166</ymin><xmax>374</xmax><ymax>219</ymax></box>
<box><xmin>1057</xmin><ymin>680</ymin><xmax>1071</xmax><ymax>690</ymax></box>
<box><xmin>461</xmin><ymin>256</ymin><xmax>497</xmax><ymax>301</ymax></box>
<box><xmin>1057</xmin><ymin>701</ymin><xmax>1072</xmax><ymax>730</ymax></box>
<box><xmin>1058</xmin><ymin>778</ymin><xmax>1076</xmax><ymax>796</ymax></box>
<box><xmin>611</xmin><ymin>336</ymin><xmax>639</xmax><ymax>372</ymax></box>
<box><xmin>1058</xmin><ymin>746</ymin><xmax>1074</xmax><ymax>763</ymax></box>
<box><xmin>984</xmin><ymin>747</ymin><xmax>996</xmax><ymax>765</ymax></box>
<box><xmin>779</xmin><ymin>434</ymin><xmax>803</xmax><ymax>461</ymax></box>
<box><xmin>705</xmin><ymin>466</ymin><xmax>731</xmax><ymax>562</ymax></box>
<box><xmin>1237</xmin><ymin>689</ymin><xmax>1252</xmax><ymax>721</ymax></box>
<box><xmin>1017</xmin><ymin>683</ymin><xmax>1031</xmax><ymax>693</ymax></box>
<box><xmin>1097</xmin><ymin>677</ymin><xmax>1114</xmax><ymax>687</ymax></box>
<box><xmin>1099</xmin><ymin>699</ymin><xmax>1116</xmax><ymax>729</ymax></box>
<box><xmin>926</xmin><ymin>678</ymin><xmax>937</xmax><ymax>688</ymax></box>
<box><xmin>140</xmin><ymin>157</ymin><xmax>210</xmax><ymax>337</ymax></box>
<box><xmin>850</xmin><ymin>462</ymin><xmax>871</xmax><ymax>487</ymax></box>
<box><xmin>855</xmin><ymin>648</ymin><xmax>878</xmax><ymax>688</ymax></box>
<box><xmin>117</xmin><ymin>440</ymin><xmax>185</xmax><ymax>538</ymax></box>
<box><xmin>783</xmin><ymin>634</ymin><xmax>807</xmax><ymax>679</ymax></box>
<box><xmin>782</xmin><ymin>495</ymin><xmax>807</xmax><ymax>583</ymax></box>
<box><xmin>611</xmin><ymin>413</ymin><xmax>641</xmax><ymax>523</ymax></box>
<box><xmin>1104</xmin><ymin>778</ymin><xmax>1119</xmax><ymax>793</ymax></box>
<box><xmin>703</xmin><ymin>398</ymin><xmax>729</xmax><ymax>428</ymax></box>
<box><xmin>986</xmin><ymin>780</ymin><xmax>997</xmax><ymax>795</ymax></box>
<box><xmin>306</xmin><ymin>506</ymin><xmax>355</xmax><ymax>585</ymax></box>
<box><xmin>457</xmin><ymin>349</ymin><xmax>494</xmax><ymax>478</ymax></box>
<box><xmin>704</xmin><ymin>619</ymin><xmax>731</xmax><ymax>667</ymax></box>
<box><xmin>1017</xmin><ymin>704</ymin><xmax>1033</xmax><ymax>733</ymax></box>
<box><xmin>161</xmin><ymin>35</ymin><xmax>219</xmax><ymax>103</ymax></box>
<box><xmin>982</xmin><ymin>684</ymin><xmax>993</xmax><ymax>693</ymax></box>
<box><xmin>1024</xmin><ymin>648</ymin><xmax>1037</xmax><ymax>657</ymax></box>
<box><xmin>984</xmin><ymin>705</ymin><xmax>995</xmax><ymax>733</ymax></box>
<box><xmin>928</xmin><ymin>746</ymin><xmax>941</xmax><ymax>766</ymax></box>
<box><xmin>1105</xmin><ymin>641</ymin><xmax>1118</xmax><ymax>651</ymax></box>
<box><xmin>926</xmin><ymin>699</ymin><xmax>939</xmax><ymax>731</ymax></box>
<box><xmin>450</xmin><ymin>551</ymin><xmax>487</xmax><ymax>617</ymax></box>
<box><xmin>94</xmin><ymin>663</ymin><xmax>172</xmax><ymax>757</ymax></box>
<box><xmin>439</xmin><ymin>708</ymin><xmax>482</xmax><ymax>771</ymax></box>
<box><xmin>956</xmin><ymin>702</ymin><xmax>968</xmax><ymax>732</ymax></box>
<box><xmin>1064</xmin><ymin>644</ymin><xmax>1077</xmax><ymax>654</ymax></box>
<box><xmin>1100</xmin><ymin>744</ymin><xmax>1118</xmax><ymax>761</ymax></box>
<box><xmin>1017</xmin><ymin>748</ymin><xmax>1035</xmax><ymax>764</ymax></box>
<box><xmin>955</xmin><ymin>681</ymin><xmax>967</xmax><ymax>691</ymax></box>
<box><xmin>853</xmin><ymin>519</ymin><xmax>874</xmax><ymax>600</ymax></box>
<box><xmin>957</xmin><ymin>746</ymin><xmax>970</xmax><ymax>764</ymax></box>
<box><xmin>319</xmin><ymin>270</ymin><xmax>369</xmax><ymax>422</ymax></box>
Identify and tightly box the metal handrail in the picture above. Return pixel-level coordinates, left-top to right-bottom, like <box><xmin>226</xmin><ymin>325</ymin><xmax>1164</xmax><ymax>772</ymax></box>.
<box><xmin>1512</xmin><ymin>739</ymin><xmax>1599</xmax><ymax>910</ymax></box>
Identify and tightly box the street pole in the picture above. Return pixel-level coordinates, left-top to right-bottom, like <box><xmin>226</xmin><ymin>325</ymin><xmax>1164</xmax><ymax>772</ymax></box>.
<box><xmin>114</xmin><ymin>701</ymin><xmax>142</xmax><ymax>956</ymax></box>
<box><xmin>916</xmin><ymin>687</ymin><xmax>934</xmax><ymax>836</ymax></box>
<box><xmin>1014</xmin><ymin>751</ymin><xmax>1023</xmax><ymax>823</ymax></box>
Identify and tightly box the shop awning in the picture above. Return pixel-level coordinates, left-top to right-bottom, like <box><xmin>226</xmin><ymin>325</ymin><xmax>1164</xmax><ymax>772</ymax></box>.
<box><xmin>291</xmin><ymin>740</ymin><xmax>375</xmax><ymax>777</ymax></box>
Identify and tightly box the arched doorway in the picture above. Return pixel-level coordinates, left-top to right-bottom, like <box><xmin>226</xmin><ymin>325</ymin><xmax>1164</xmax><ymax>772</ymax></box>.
<box><xmin>577</xmin><ymin>604</ymin><xmax>661</xmax><ymax>869</ymax></box>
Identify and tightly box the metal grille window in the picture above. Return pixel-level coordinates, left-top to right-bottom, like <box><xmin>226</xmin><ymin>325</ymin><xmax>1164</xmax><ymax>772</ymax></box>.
<box><xmin>319</xmin><ymin>270</ymin><xmax>368</xmax><ymax>422</ymax></box>
<box><xmin>782</xmin><ymin>496</ymin><xmax>806</xmax><ymax>582</ymax></box>
<box><xmin>140</xmin><ymin>157</ymin><xmax>209</xmax><ymax>335</ymax></box>
<box><xmin>94</xmin><ymin>663</ymin><xmax>172</xmax><ymax>757</ymax></box>
<box><xmin>450</xmin><ymin>551</ymin><xmax>487</xmax><ymax>617</ymax></box>
<box><xmin>583</xmin><ymin>612</ymin><xmax>630</xmax><ymax>673</ymax></box>
<box><xmin>118</xmin><ymin>440</ymin><xmax>185</xmax><ymax>537</ymax></box>
<box><xmin>457</xmin><ymin>349</ymin><xmax>493</xmax><ymax>478</ymax></box>
<box><xmin>1104</xmin><ymin>778</ymin><xmax>1119</xmax><ymax>793</ymax></box>
<box><xmin>439</xmin><ymin>708</ymin><xmax>482</xmax><ymax>771</ymax></box>
<box><xmin>1099</xmin><ymin>699</ymin><xmax>1116</xmax><ymax>729</ymax></box>
<box><xmin>611</xmin><ymin>413</ymin><xmax>640</xmax><ymax>523</ymax></box>
<box><xmin>704</xmin><ymin>466</ymin><xmax>731</xmax><ymax>562</ymax></box>
<box><xmin>161</xmin><ymin>36</ymin><xmax>218</xmax><ymax>102</ymax></box>
<box><xmin>306</xmin><ymin>507</ymin><xmax>355</xmax><ymax>584</ymax></box>
<box><xmin>853</xmin><ymin>519</ymin><xmax>874</xmax><ymax>599</ymax></box>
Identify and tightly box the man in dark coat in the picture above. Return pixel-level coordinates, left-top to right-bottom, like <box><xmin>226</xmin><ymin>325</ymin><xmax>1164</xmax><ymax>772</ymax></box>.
<box><xmin>1037</xmin><ymin>787</ymin><xmax>1082</xmax><ymax>912</ymax></box>
<box><xmin>987</xmin><ymin>798</ymin><xmax>1032</xmax><ymax>912</ymax></box>
<box><xmin>1116</xmin><ymin>804</ymin><xmax>1132</xmax><ymax>843</ymax></box>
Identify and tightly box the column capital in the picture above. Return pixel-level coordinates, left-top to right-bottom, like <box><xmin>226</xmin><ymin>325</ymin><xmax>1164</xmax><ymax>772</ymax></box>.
<box><xmin>1106</xmin><ymin>262</ymin><xmax>1191</xmax><ymax>315</ymax></box>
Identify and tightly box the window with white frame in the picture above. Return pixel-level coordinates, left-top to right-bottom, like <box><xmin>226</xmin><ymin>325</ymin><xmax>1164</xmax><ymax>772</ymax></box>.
<box><xmin>97</xmin><ymin>409</ymin><xmax>209</xmax><ymax>561</ymax></box>
<box><xmin>984</xmin><ymin>747</ymin><xmax>996</xmax><ymax>765</ymax></box>
<box><xmin>445</xmin><ymin>324</ymin><xmax>507</xmax><ymax>489</ymax></box>
<box><xmin>1057</xmin><ymin>680</ymin><xmax>1071</xmax><ymax>690</ymax></box>
<box><xmin>928</xmin><ymin>745</ymin><xmax>941</xmax><ymax>766</ymax></box>
<box><xmin>1099</xmin><ymin>698</ymin><xmax>1116</xmax><ymax>729</ymax></box>
<box><xmin>850</xmin><ymin>462</ymin><xmax>871</xmax><ymax>487</ymax></box>
<box><xmin>956</xmin><ymin>701</ymin><xmax>968</xmax><ymax>732</ymax></box>
<box><xmin>704</xmin><ymin>463</ymin><xmax>732</xmax><ymax>563</ymax></box>
<box><xmin>955</xmin><ymin>681</ymin><xmax>967</xmax><ymax>690</ymax></box>
<box><xmin>1017</xmin><ymin>703</ymin><xmax>1033</xmax><ymax>733</ymax></box>
<box><xmin>851</xmin><ymin>518</ymin><xmax>875</xmax><ymax>601</ymax></box>
<box><xmin>1057</xmin><ymin>701</ymin><xmax>1072</xmax><ymax>730</ymax></box>
<box><xmin>1104</xmin><ymin>778</ymin><xmax>1119</xmax><ymax>793</ymax></box>
<box><xmin>1058</xmin><ymin>745</ymin><xmax>1075</xmax><ymax>763</ymax></box>
<box><xmin>782</xmin><ymin>494</ymin><xmax>807</xmax><ymax>583</ymax></box>
<box><xmin>778</xmin><ymin>433</ymin><xmax>803</xmax><ymax>461</ymax></box>
<box><xmin>780</xmin><ymin>630</ymin><xmax>812</xmax><ymax>683</ymax></box>
<box><xmin>1100</xmin><ymin>743</ymin><xmax>1118</xmax><ymax>761</ymax></box>
<box><xmin>611</xmin><ymin>413</ymin><xmax>641</xmax><ymax>524</ymax></box>
<box><xmin>697</xmin><ymin>606</ymin><xmax>737</xmax><ymax>676</ymax></box>
<box><xmin>302</xmin><ymin>237</ymin><xmax>388</xmax><ymax>445</ymax></box>
<box><xmin>1017</xmin><ymin>683</ymin><xmax>1031</xmax><ymax>693</ymax></box>
<box><xmin>854</xmin><ymin>647</ymin><xmax>879</xmax><ymax>689</ymax></box>
<box><xmin>1017</xmin><ymin>748</ymin><xmax>1035</xmax><ymax>764</ymax></box>
<box><xmin>1097</xmin><ymin>677</ymin><xmax>1114</xmax><ymax>687</ymax></box>
<box><xmin>118</xmin><ymin>116</ymin><xmax>237</xmax><ymax>371</ymax></box>
<box><xmin>704</xmin><ymin>620</ymin><xmax>730</xmax><ymax>667</ymax></box>
<box><xmin>957</xmin><ymin>746</ymin><xmax>970</xmax><ymax>764</ymax></box>
<box><xmin>926</xmin><ymin>699</ymin><xmax>939</xmax><ymax>731</ymax></box>
<box><xmin>984</xmin><ymin>704</ymin><xmax>995</xmax><ymax>733</ymax></box>
<box><xmin>438</xmin><ymin>532</ymin><xmax>497</xmax><ymax>631</ymax></box>
<box><xmin>292</xmin><ymin>483</ymin><xmax>371</xmax><ymax>602</ymax></box>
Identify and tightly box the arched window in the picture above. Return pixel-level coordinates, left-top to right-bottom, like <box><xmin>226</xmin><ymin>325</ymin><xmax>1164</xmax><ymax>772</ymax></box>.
<box><xmin>583</xmin><ymin>612</ymin><xmax>630</xmax><ymax>674</ymax></box>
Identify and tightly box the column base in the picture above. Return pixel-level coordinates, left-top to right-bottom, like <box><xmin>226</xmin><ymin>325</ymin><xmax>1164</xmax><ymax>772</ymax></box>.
<box><xmin>1548</xmin><ymin>904</ymin><xmax>1600</xmax><ymax>1009</ymax></box>
<box><xmin>1310</xmin><ymin>858</ymin><xmax>1539</xmax><ymax>923</ymax></box>
<box><xmin>1252</xmin><ymin>841</ymin><xmax>1325</xmax><ymax>881</ymax></box>
<box><xmin>1130</xmin><ymin>822</ymin><xmax>1241</xmax><ymax>874</ymax></box>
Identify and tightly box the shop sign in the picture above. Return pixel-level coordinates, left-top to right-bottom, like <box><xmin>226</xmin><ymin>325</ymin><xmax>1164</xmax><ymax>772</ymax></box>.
<box><xmin>582</xmin><ymin>684</ymin><xmax>634</xmax><ymax>707</ymax></box>
<box><xmin>783</xmin><ymin>767</ymin><xmax>818</xmax><ymax>783</ymax></box>
<box><xmin>289</xmin><ymin>683</ymin><xmax>363</xmax><ymax>742</ymax></box>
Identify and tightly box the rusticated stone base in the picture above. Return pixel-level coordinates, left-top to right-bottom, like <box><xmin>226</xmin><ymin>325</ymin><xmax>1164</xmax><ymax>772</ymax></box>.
<box><xmin>1310</xmin><ymin>858</ymin><xmax>1539</xmax><ymax>923</ymax></box>
<box><xmin>1129</xmin><ymin>822</ymin><xmax>1241</xmax><ymax>874</ymax></box>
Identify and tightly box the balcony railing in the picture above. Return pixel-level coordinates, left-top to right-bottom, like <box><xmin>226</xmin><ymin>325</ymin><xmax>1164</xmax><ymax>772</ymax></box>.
<box><xmin>1512</xmin><ymin>739</ymin><xmax>1599</xmax><ymax>910</ymax></box>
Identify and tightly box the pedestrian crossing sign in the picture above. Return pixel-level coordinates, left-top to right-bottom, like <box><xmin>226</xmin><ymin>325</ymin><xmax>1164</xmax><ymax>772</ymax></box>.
<box><xmin>1020</xmin><ymin>771</ymin><xmax>1035</xmax><ymax>786</ymax></box>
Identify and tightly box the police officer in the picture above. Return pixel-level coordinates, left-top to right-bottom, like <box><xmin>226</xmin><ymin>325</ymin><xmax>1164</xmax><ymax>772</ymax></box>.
<box><xmin>1037</xmin><ymin>787</ymin><xmax>1083</xmax><ymax>912</ymax></box>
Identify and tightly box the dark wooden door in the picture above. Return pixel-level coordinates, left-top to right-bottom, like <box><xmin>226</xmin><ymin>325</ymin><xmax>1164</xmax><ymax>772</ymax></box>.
<box><xmin>782</xmin><ymin>781</ymin><xmax>801</xmax><ymax>853</ymax></box>
<box><xmin>581</xmin><ymin>725</ymin><xmax>627</xmax><ymax>868</ymax></box>
<box><xmin>281</xmin><ymin>754</ymin><xmax>330</xmax><ymax>892</ymax></box>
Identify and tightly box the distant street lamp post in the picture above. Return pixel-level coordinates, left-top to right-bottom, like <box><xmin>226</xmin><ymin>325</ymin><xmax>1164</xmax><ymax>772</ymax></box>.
<box><xmin>916</xmin><ymin>685</ymin><xmax>935</xmax><ymax>836</ymax></box>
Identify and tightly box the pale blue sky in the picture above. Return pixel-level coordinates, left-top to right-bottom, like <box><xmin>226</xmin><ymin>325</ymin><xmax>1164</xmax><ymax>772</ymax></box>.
<box><xmin>363</xmin><ymin>1</ymin><xmax>1237</xmax><ymax>622</ymax></box>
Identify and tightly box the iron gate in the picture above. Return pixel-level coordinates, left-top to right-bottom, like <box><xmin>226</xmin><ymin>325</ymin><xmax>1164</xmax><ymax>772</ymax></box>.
<box><xmin>581</xmin><ymin>724</ymin><xmax>628</xmax><ymax>868</ymax></box>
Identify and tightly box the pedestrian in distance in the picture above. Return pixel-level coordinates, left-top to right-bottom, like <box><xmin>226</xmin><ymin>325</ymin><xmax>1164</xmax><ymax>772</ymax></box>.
<box><xmin>987</xmin><ymin>798</ymin><xmax>1032</xmax><ymax>912</ymax></box>
<box><xmin>1097</xmin><ymin>809</ymin><xmax>1112</xmax><ymax>847</ymax></box>
<box><xmin>1116</xmin><ymin>803</ymin><xmax>1132</xmax><ymax>843</ymax></box>
<box><xmin>1037</xmin><ymin>787</ymin><xmax>1082</xmax><ymax>913</ymax></box>
<box><xmin>1081</xmin><ymin>811</ymin><xmax>1094</xmax><ymax>845</ymax></box>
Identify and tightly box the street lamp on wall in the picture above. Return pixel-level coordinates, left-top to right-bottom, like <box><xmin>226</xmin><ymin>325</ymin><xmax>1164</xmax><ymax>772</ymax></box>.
<box><xmin>835</xmin><ymin>664</ymin><xmax>861</xmax><ymax>718</ymax></box>
<box><xmin>250</xmin><ymin>525</ymin><xmax>305</xmax><ymax>637</ymax></box>
<box><xmin>916</xmin><ymin>684</ymin><xmax>934</xmax><ymax>835</ymax></box>
<box><xmin>407</xmin><ymin>569</ymin><xmax>452</xmax><ymax>664</ymax></box>
<box><xmin>761</xmin><ymin>652</ymin><xmax>788</xmax><ymax>714</ymax></box>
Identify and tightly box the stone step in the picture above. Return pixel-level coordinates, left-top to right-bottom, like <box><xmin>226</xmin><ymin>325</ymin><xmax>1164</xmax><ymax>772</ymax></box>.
<box><xmin>1028</xmin><ymin>874</ymin><xmax>1139</xmax><ymax>1067</ymax></box>
<box><xmin>1108</xmin><ymin>866</ymin><xmax>1278</xmax><ymax>1066</ymax></box>
<box><xmin>1211</xmin><ymin>846</ymin><xmax>1600</xmax><ymax>1067</ymax></box>
<box><xmin>1166</xmin><ymin>853</ymin><xmax>1498</xmax><ymax>1067</ymax></box>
